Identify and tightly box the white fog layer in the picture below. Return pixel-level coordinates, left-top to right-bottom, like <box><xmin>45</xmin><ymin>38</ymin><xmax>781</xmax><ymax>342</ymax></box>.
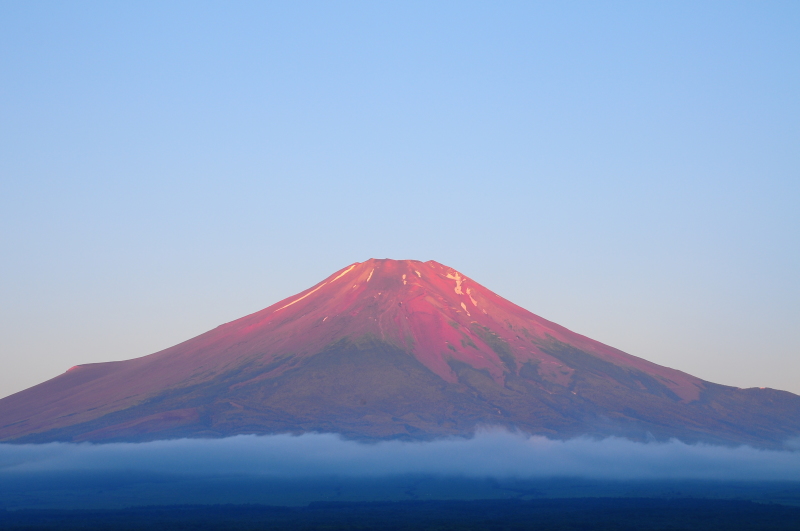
<box><xmin>1</xmin><ymin>431</ymin><xmax>800</xmax><ymax>481</ymax></box>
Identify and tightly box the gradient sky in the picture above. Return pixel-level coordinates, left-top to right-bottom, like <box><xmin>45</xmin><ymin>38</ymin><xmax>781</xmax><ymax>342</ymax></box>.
<box><xmin>1</xmin><ymin>1</ymin><xmax>798</xmax><ymax>398</ymax></box>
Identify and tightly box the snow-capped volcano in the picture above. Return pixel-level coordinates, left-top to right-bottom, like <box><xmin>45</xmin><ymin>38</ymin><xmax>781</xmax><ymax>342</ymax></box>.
<box><xmin>2</xmin><ymin>259</ymin><xmax>798</xmax><ymax>447</ymax></box>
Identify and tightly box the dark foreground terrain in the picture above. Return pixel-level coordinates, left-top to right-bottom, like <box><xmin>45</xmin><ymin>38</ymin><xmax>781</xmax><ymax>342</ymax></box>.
<box><xmin>2</xmin><ymin>499</ymin><xmax>800</xmax><ymax>531</ymax></box>
<box><xmin>3</xmin><ymin>474</ymin><xmax>800</xmax><ymax>529</ymax></box>
<box><xmin>3</xmin><ymin>474</ymin><xmax>800</xmax><ymax>510</ymax></box>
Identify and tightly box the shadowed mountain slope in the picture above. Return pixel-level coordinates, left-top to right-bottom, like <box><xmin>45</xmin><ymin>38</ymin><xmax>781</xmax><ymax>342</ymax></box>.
<box><xmin>1</xmin><ymin>259</ymin><xmax>798</xmax><ymax>447</ymax></box>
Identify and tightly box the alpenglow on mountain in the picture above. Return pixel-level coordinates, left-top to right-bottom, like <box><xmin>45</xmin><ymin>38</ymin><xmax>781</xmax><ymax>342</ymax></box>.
<box><xmin>1</xmin><ymin>259</ymin><xmax>799</xmax><ymax>448</ymax></box>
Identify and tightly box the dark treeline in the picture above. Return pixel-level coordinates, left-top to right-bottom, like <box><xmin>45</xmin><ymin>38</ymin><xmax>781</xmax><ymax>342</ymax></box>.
<box><xmin>2</xmin><ymin>499</ymin><xmax>800</xmax><ymax>530</ymax></box>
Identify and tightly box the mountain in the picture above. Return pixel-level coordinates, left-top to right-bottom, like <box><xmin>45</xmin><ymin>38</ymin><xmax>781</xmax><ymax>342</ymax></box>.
<box><xmin>1</xmin><ymin>259</ymin><xmax>799</xmax><ymax>448</ymax></box>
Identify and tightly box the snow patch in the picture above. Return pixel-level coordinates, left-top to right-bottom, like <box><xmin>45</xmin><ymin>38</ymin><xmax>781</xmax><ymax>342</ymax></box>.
<box><xmin>446</xmin><ymin>272</ymin><xmax>464</xmax><ymax>295</ymax></box>
<box><xmin>275</xmin><ymin>282</ymin><xmax>328</xmax><ymax>312</ymax></box>
<box><xmin>466</xmin><ymin>288</ymin><xmax>478</xmax><ymax>307</ymax></box>
<box><xmin>460</xmin><ymin>302</ymin><xmax>471</xmax><ymax>316</ymax></box>
<box><xmin>414</xmin><ymin>270</ymin><xmax>421</xmax><ymax>277</ymax></box>
<box><xmin>366</xmin><ymin>269</ymin><xmax>374</xmax><ymax>282</ymax></box>
<box><xmin>274</xmin><ymin>263</ymin><xmax>356</xmax><ymax>313</ymax></box>
<box><xmin>402</xmin><ymin>274</ymin><xmax>407</xmax><ymax>285</ymax></box>
<box><xmin>330</xmin><ymin>264</ymin><xmax>357</xmax><ymax>283</ymax></box>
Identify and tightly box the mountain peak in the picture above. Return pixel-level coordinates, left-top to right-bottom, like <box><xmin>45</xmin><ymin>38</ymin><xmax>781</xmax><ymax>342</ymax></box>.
<box><xmin>234</xmin><ymin>257</ymin><xmax>700</xmax><ymax>398</ymax></box>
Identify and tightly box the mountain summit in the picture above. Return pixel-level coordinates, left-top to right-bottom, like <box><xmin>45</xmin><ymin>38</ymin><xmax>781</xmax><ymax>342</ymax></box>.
<box><xmin>2</xmin><ymin>259</ymin><xmax>798</xmax><ymax>447</ymax></box>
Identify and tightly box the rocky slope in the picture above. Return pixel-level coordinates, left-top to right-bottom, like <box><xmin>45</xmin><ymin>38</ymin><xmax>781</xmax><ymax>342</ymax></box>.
<box><xmin>1</xmin><ymin>259</ymin><xmax>798</xmax><ymax>447</ymax></box>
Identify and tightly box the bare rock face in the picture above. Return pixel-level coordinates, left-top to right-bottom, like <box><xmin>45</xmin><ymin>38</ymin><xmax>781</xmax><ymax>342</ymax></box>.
<box><xmin>2</xmin><ymin>259</ymin><xmax>799</xmax><ymax>447</ymax></box>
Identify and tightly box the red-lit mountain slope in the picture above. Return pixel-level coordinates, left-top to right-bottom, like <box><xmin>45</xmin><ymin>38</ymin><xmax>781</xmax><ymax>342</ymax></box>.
<box><xmin>1</xmin><ymin>259</ymin><xmax>799</xmax><ymax>448</ymax></box>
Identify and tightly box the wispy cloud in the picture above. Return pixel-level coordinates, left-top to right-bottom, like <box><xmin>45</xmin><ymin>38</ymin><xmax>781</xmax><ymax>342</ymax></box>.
<box><xmin>2</xmin><ymin>431</ymin><xmax>799</xmax><ymax>481</ymax></box>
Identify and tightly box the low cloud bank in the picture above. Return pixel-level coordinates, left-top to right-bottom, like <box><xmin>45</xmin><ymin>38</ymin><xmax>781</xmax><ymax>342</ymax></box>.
<box><xmin>2</xmin><ymin>431</ymin><xmax>800</xmax><ymax>481</ymax></box>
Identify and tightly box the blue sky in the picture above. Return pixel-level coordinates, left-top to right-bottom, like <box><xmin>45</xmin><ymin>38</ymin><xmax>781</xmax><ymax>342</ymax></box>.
<box><xmin>1</xmin><ymin>1</ymin><xmax>798</xmax><ymax>397</ymax></box>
